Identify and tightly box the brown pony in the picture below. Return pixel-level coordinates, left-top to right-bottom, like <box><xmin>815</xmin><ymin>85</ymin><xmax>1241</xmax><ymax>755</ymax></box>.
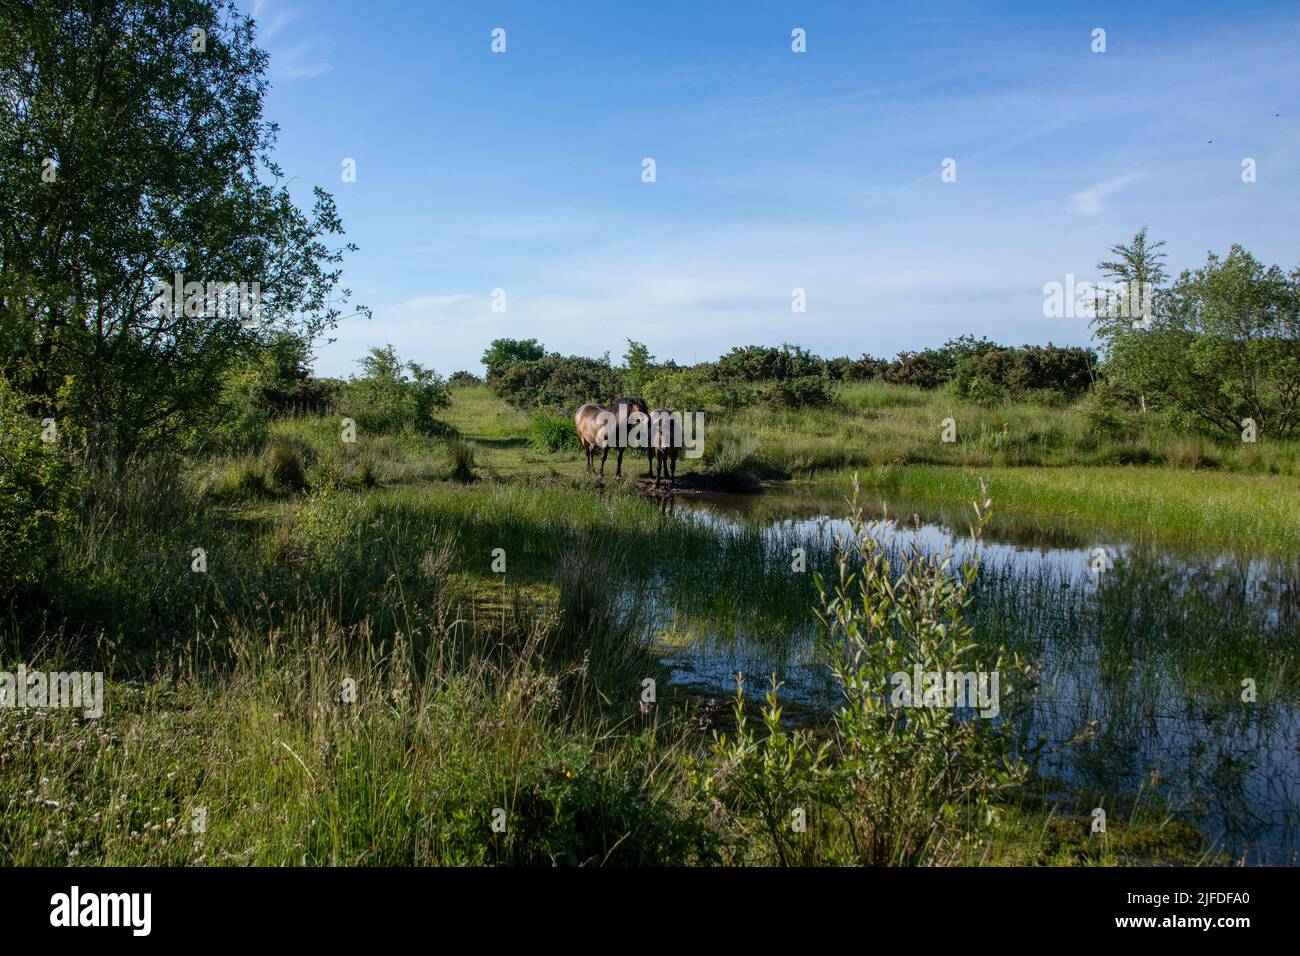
<box><xmin>574</xmin><ymin>396</ymin><xmax>648</xmax><ymax>477</ymax></box>
<box><xmin>648</xmin><ymin>409</ymin><xmax>680</xmax><ymax>487</ymax></box>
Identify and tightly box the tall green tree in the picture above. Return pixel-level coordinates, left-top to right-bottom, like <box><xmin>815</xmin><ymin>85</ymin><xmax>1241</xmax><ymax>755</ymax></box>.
<box><xmin>1094</xmin><ymin>235</ymin><xmax>1300</xmax><ymax>439</ymax></box>
<box><xmin>1093</xmin><ymin>226</ymin><xmax>1169</xmax><ymax>338</ymax></box>
<box><xmin>621</xmin><ymin>339</ymin><xmax>653</xmax><ymax>395</ymax></box>
<box><xmin>481</xmin><ymin>338</ymin><xmax>546</xmax><ymax>380</ymax></box>
<box><xmin>0</xmin><ymin>0</ymin><xmax>363</xmax><ymax>464</ymax></box>
<box><xmin>1159</xmin><ymin>247</ymin><xmax>1300</xmax><ymax>438</ymax></box>
<box><xmin>1091</xmin><ymin>227</ymin><xmax>1169</xmax><ymax>412</ymax></box>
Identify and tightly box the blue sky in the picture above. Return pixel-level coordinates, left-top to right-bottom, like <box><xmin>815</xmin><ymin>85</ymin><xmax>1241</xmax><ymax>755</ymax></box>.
<box><xmin>244</xmin><ymin>0</ymin><xmax>1300</xmax><ymax>378</ymax></box>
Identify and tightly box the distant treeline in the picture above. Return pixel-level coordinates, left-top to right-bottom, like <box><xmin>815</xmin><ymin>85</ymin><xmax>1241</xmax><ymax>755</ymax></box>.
<box><xmin>478</xmin><ymin>336</ymin><xmax>1097</xmax><ymax>411</ymax></box>
<box><xmin>478</xmin><ymin>229</ymin><xmax>1300</xmax><ymax>443</ymax></box>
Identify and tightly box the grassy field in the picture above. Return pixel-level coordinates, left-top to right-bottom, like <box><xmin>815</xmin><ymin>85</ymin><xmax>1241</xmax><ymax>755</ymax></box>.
<box><xmin>845</xmin><ymin>464</ymin><xmax>1300</xmax><ymax>553</ymax></box>
<box><xmin>0</xmin><ymin>478</ymin><xmax>1216</xmax><ymax>867</ymax></box>
<box><xmin>4</xmin><ymin>379</ymin><xmax>1292</xmax><ymax>866</ymax></box>
<box><xmin>433</xmin><ymin>383</ymin><xmax>1300</xmax><ymax>552</ymax></box>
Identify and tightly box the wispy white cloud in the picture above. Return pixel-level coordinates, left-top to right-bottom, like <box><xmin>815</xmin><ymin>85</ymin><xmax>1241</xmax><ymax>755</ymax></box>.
<box><xmin>1067</xmin><ymin>173</ymin><xmax>1147</xmax><ymax>216</ymax></box>
<box><xmin>249</xmin><ymin>0</ymin><xmax>296</xmax><ymax>44</ymax></box>
<box><xmin>469</xmin><ymin>213</ymin><xmax>600</xmax><ymax>241</ymax></box>
<box><xmin>275</xmin><ymin>37</ymin><xmax>331</xmax><ymax>80</ymax></box>
<box><xmin>249</xmin><ymin>0</ymin><xmax>330</xmax><ymax>80</ymax></box>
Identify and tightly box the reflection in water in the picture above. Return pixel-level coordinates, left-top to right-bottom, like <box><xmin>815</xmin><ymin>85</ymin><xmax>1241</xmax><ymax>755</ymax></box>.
<box><xmin>646</xmin><ymin>490</ymin><xmax>1300</xmax><ymax>864</ymax></box>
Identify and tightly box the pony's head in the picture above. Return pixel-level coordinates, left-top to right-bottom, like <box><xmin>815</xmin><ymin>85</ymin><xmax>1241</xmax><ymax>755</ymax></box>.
<box><xmin>613</xmin><ymin>395</ymin><xmax>649</xmax><ymax>427</ymax></box>
<box><xmin>617</xmin><ymin>395</ymin><xmax>648</xmax><ymax>416</ymax></box>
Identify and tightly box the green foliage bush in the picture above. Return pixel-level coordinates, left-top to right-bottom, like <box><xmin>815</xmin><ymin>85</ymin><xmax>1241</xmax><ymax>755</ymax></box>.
<box><xmin>643</xmin><ymin>367</ymin><xmax>726</xmax><ymax>411</ymax></box>
<box><xmin>1080</xmin><ymin>384</ymin><xmax>1144</xmax><ymax>441</ymax></box>
<box><xmin>0</xmin><ymin>377</ymin><xmax>68</xmax><ymax>602</ymax></box>
<box><xmin>892</xmin><ymin>337</ymin><xmax>1095</xmax><ymax>400</ymax></box>
<box><xmin>763</xmin><ymin>374</ymin><xmax>833</xmax><ymax>408</ymax></box>
<box><xmin>482</xmin><ymin>338</ymin><xmax>546</xmax><ymax>381</ymax></box>
<box><xmin>706</xmin><ymin>484</ymin><xmax>1030</xmax><ymax>865</ymax></box>
<box><xmin>491</xmin><ymin>354</ymin><xmax>620</xmax><ymax>410</ymax></box>
<box><xmin>340</xmin><ymin>345</ymin><xmax>452</xmax><ymax>436</ymax></box>
<box><xmin>714</xmin><ymin>344</ymin><xmax>824</xmax><ymax>383</ymax></box>
<box><xmin>884</xmin><ymin>348</ymin><xmax>952</xmax><ymax>389</ymax></box>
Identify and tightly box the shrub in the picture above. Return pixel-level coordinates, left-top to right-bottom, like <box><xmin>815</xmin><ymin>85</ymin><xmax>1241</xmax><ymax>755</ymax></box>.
<box><xmin>351</xmin><ymin>454</ymin><xmax>380</xmax><ymax>489</ymax></box>
<box><xmin>953</xmin><ymin>373</ymin><xmax>1006</xmax><ymax>408</ymax></box>
<box><xmin>705</xmin><ymin>677</ymin><xmax>832</xmax><ymax>865</ymax></box>
<box><xmin>339</xmin><ymin>345</ymin><xmax>452</xmax><ymax>436</ymax></box>
<box><xmin>815</xmin><ymin>483</ymin><xmax>1029</xmax><ymax>864</ymax></box>
<box><xmin>850</xmin><ymin>354</ymin><xmax>889</xmax><ymax>381</ymax></box>
<box><xmin>884</xmin><ymin>349</ymin><xmax>950</xmax><ymax>389</ymax></box>
<box><xmin>482</xmin><ymin>338</ymin><xmax>546</xmax><ymax>381</ymax></box>
<box><xmin>716</xmin><ymin>381</ymin><xmax>760</xmax><ymax>410</ymax></box>
<box><xmin>714</xmin><ymin>344</ymin><xmax>824</xmax><ymax>382</ymax></box>
<box><xmin>1080</xmin><ymin>383</ymin><xmax>1143</xmax><ymax>440</ymax></box>
<box><xmin>643</xmin><ymin>367</ymin><xmax>726</xmax><ymax>411</ymax></box>
<box><xmin>891</xmin><ymin>338</ymin><xmax>1095</xmax><ymax>399</ymax></box>
<box><xmin>0</xmin><ymin>377</ymin><xmax>68</xmax><ymax>602</ymax></box>
<box><xmin>492</xmin><ymin>355</ymin><xmax>620</xmax><ymax>410</ymax></box>
<box><xmin>706</xmin><ymin>482</ymin><xmax>1030</xmax><ymax>865</ymax></box>
<box><xmin>824</xmin><ymin>356</ymin><xmax>855</xmax><ymax>381</ymax></box>
<box><xmin>206</xmin><ymin>378</ymin><xmax>271</xmax><ymax>454</ymax></box>
<box><xmin>295</xmin><ymin>490</ymin><xmax>368</xmax><ymax>573</ymax></box>
<box><xmin>764</xmin><ymin>375</ymin><xmax>832</xmax><ymax>408</ymax></box>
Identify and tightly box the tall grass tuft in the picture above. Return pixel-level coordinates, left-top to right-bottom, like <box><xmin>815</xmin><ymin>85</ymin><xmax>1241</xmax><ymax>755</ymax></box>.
<box><xmin>547</xmin><ymin>535</ymin><xmax>656</xmax><ymax>699</ymax></box>
<box><xmin>443</xmin><ymin>438</ymin><xmax>478</xmax><ymax>483</ymax></box>
<box><xmin>528</xmin><ymin>412</ymin><xmax>580</xmax><ymax>454</ymax></box>
<box><xmin>261</xmin><ymin>436</ymin><xmax>311</xmax><ymax>492</ymax></box>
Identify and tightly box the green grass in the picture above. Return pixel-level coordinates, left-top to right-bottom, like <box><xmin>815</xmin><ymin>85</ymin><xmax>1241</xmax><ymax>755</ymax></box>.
<box><xmin>5</xmin><ymin>463</ymin><xmax>1236</xmax><ymax>866</ymax></box>
<box><xmin>0</xmin><ymin>611</ymin><xmax>714</xmax><ymax>866</ymax></box>
<box><xmin>764</xmin><ymin>380</ymin><xmax>1300</xmax><ymax>475</ymax></box>
<box><xmin>5</xmin><ymin>379</ymin><xmax>1291</xmax><ymax>866</ymax></box>
<box><xmin>425</xmin><ymin>382</ymin><xmax>1300</xmax><ymax>554</ymax></box>
<box><xmin>835</xmin><ymin>463</ymin><xmax>1300</xmax><ymax>554</ymax></box>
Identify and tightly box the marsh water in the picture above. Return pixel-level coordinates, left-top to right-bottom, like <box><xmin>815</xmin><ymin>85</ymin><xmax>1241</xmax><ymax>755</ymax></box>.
<box><xmin>645</xmin><ymin>487</ymin><xmax>1300</xmax><ymax>864</ymax></box>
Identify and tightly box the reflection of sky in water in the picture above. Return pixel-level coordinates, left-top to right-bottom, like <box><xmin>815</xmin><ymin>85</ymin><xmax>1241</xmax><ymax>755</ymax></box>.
<box><xmin>652</xmin><ymin>492</ymin><xmax>1300</xmax><ymax>864</ymax></box>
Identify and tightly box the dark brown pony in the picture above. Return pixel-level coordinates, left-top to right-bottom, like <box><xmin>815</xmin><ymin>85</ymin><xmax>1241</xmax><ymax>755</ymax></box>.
<box><xmin>574</xmin><ymin>396</ymin><xmax>648</xmax><ymax>477</ymax></box>
<box><xmin>648</xmin><ymin>409</ymin><xmax>680</xmax><ymax>487</ymax></box>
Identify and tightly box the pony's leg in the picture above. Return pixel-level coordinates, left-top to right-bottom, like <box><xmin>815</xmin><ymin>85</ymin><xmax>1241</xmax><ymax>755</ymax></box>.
<box><xmin>600</xmin><ymin>447</ymin><xmax>609</xmax><ymax>476</ymax></box>
<box><xmin>616</xmin><ymin>447</ymin><xmax>625</xmax><ymax>477</ymax></box>
<box><xmin>668</xmin><ymin>451</ymin><xmax>677</xmax><ymax>487</ymax></box>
